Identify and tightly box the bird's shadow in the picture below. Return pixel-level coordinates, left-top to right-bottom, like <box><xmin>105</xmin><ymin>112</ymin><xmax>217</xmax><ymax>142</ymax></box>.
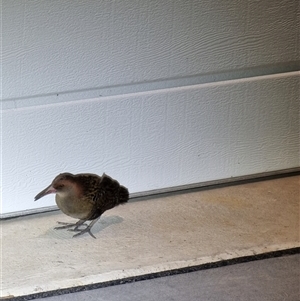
<box><xmin>41</xmin><ymin>215</ymin><xmax>124</xmax><ymax>239</ymax></box>
<box><xmin>90</xmin><ymin>215</ymin><xmax>124</xmax><ymax>234</ymax></box>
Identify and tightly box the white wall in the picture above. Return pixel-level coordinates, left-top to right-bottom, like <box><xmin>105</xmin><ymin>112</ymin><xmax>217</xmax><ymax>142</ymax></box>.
<box><xmin>1</xmin><ymin>0</ymin><xmax>299</xmax><ymax>215</ymax></box>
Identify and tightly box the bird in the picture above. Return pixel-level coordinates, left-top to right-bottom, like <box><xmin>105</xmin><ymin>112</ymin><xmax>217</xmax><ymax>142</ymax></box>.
<box><xmin>34</xmin><ymin>172</ymin><xmax>129</xmax><ymax>238</ymax></box>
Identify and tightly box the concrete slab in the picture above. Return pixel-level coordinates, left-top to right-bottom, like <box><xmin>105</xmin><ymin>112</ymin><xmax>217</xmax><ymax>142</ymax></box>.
<box><xmin>32</xmin><ymin>254</ymin><xmax>300</xmax><ymax>301</ymax></box>
<box><xmin>1</xmin><ymin>176</ymin><xmax>299</xmax><ymax>298</ymax></box>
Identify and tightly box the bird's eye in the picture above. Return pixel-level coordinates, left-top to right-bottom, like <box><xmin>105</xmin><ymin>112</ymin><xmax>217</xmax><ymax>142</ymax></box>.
<box><xmin>57</xmin><ymin>184</ymin><xmax>64</xmax><ymax>189</ymax></box>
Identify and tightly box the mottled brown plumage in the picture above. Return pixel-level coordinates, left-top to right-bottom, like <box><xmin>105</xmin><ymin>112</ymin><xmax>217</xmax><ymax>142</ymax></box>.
<box><xmin>34</xmin><ymin>172</ymin><xmax>129</xmax><ymax>238</ymax></box>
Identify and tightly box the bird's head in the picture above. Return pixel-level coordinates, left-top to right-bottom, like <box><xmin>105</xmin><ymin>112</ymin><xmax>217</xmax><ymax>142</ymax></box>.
<box><xmin>34</xmin><ymin>173</ymin><xmax>77</xmax><ymax>201</ymax></box>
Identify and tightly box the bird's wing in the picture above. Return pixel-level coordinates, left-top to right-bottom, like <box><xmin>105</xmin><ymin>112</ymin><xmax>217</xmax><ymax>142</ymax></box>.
<box><xmin>76</xmin><ymin>174</ymin><xmax>127</xmax><ymax>221</ymax></box>
<box><xmin>92</xmin><ymin>174</ymin><xmax>121</xmax><ymax>212</ymax></box>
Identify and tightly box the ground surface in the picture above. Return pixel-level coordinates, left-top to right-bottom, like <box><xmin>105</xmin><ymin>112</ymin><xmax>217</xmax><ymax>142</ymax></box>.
<box><xmin>1</xmin><ymin>175</ymin><xmax>299</xmax><ymax>299</ymax></box>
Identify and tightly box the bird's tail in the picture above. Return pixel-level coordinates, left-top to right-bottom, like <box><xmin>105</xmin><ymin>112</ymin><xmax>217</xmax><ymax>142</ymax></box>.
<box><xmin>101</xmin><ymin>173</ymin><xmax>129</xmax><ymax>205</ymax></box>
<box><xmin>118</xmin><ymin>185</ymin><xmax>129</xmax><ymax>204</ymax></box>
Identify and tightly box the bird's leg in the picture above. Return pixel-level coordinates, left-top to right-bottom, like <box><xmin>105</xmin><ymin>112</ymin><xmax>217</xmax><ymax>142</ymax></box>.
<box><xmin>72</xmin><ymin>218</ymin><xmax>100</xmax><ymax>239</ymax></box>
<box><xmin>54</xmin><ymin>219</ymin><xmax>87</xmax><ymax>230</ymax></box>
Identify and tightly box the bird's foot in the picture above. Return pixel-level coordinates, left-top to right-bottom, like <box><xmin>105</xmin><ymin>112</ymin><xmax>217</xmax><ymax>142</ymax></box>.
<box><xmin>54</xmin><ymin>221</ymin><xmax>87</xmax><ymax>230</ymax></box>
<box><xmin>71</xmin><ymin>227</ymin><xmax>96</xmax><ymax>239</ymax></box>
<box><xmin>55</xmin><ymin>218</ymin><xmax>98</xmax><ymax>238</ymax></box>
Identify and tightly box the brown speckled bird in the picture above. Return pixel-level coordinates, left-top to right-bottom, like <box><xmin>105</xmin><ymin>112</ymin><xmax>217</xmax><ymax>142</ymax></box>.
<box><xmin>34</xmin><ymin>172</ymin><xmax>129</xmax><ymax>238</ymax></box>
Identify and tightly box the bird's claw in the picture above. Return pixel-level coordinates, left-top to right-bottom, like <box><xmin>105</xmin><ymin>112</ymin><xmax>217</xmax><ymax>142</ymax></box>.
<box><xmin>54</xmin><ymin>224</ymin><xmax>75</xmax><ymax>230</ymax></box>
<box><xmin>54</xmin><ymin>222</ymin><xmax>77</xmax><ymax>230</ymax></box>
<box><xmin>67</xmin><ymin>228</ymin><xmax>82</xmax><ymax>232</ymax></box>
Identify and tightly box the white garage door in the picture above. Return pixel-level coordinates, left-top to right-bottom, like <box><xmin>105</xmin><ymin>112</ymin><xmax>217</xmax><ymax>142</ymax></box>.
<box><xmin>1</xmin><ymin>0</ymin><xmax>299</xmax><ymax>216</ymax></box>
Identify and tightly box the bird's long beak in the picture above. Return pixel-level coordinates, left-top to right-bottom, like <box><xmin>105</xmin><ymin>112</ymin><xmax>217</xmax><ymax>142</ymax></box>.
<box><xmin>34</xmin><ymin>184</ymin><xmax>57</xmax><ymax>201</ymax></box>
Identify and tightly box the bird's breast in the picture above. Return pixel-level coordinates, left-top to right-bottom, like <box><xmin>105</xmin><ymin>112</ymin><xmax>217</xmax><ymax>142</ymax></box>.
<box><xmin>55</xmin><ymin>194</ymin><xmax>94</xmax><ymax>220</ymax></box>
